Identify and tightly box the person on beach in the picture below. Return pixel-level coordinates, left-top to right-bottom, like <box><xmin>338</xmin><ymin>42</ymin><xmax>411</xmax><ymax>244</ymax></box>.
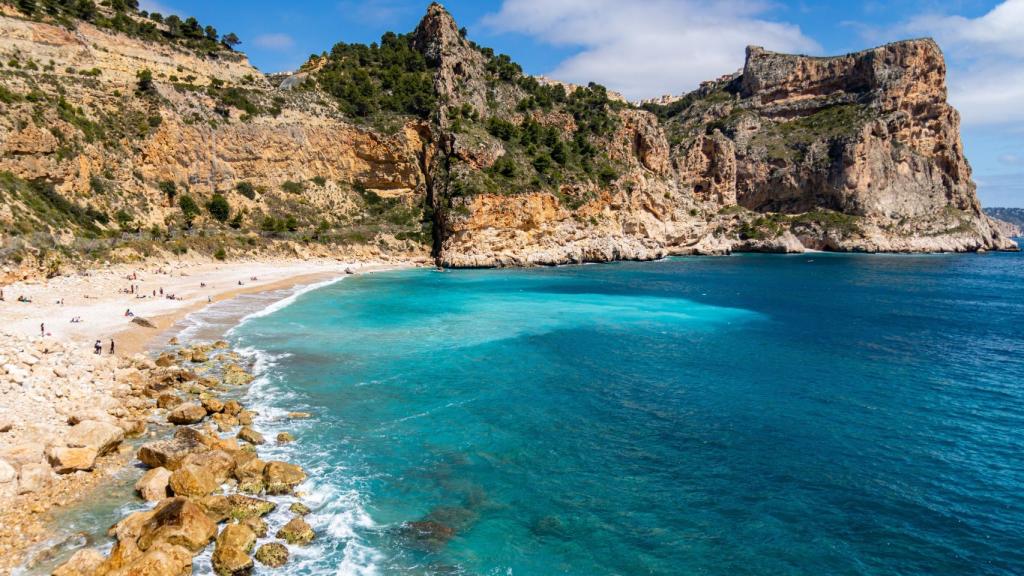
<box><xmin>109</xmin><ymin>339</ymin><xmax>115</xmax><ymax>355</ymax></box>
<box><xmin>94</xmin><ymin>340</ymin><xmax>102</xmax><ymax>354</ymax></box>
<box><xmin>40</xmin><ymin>323</ymin><xmax>45</xmax><ymax>337</ymax></box>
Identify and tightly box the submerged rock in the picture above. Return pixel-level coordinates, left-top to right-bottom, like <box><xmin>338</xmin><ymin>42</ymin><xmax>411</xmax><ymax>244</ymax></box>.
<box><xmin>399</xmin><ymin>520</ymin><xmax>456</xmax><ymax>552</ymax></box>
<box><xmin>276</xmin><ymin>432</ymin><xmax>295</xmax><ymax>444</ymax></box>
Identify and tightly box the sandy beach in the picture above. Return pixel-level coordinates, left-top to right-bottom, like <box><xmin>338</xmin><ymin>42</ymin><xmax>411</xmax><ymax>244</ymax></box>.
<box><xmin>0</xmin><ymin>256</ymin><xmax>418</xmax><ymax>572</ymax></box>
<box><xmin>0</xmin><ymin>256</ymin><xmax>416</xmax><ymax>355</ymax></box>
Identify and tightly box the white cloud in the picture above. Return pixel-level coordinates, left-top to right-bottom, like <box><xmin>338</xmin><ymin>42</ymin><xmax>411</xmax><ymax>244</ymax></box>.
<box><xmin>138</xmin><ymin>0</ymin><xmax>176</xmax><ymax>16</ymax></box>
<box><xmin>890</xmin><ymin>0</ymin><xmax>1024</xmax><ymax>127</ymax></box>
<box><xmin>252</xmin><ymin>33</ymin><xmax>296</xmax><ymax>51</ymax></box>
<box><xmin>999</xmin><ymin>153</ymin><xmax>1024</xmax><ymax>166</ymax></box>
<box><xmin>482</xmin><ymin>0</ymin><xmax>819</xmax><ymax>100</ymax></box>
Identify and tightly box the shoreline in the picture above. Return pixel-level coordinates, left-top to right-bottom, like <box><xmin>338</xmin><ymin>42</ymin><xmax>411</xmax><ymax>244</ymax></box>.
<box><xmin>0</xmin><ymin>258</ymin><xmax>418</xmax><ymax>573</ymax></box>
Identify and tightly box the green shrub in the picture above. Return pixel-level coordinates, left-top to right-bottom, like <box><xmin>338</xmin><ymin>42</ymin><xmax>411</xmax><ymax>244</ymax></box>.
<box><xmin>281</xmin><ymin>180</ymin><xmax>304</xmax><ymax>194</ymax></box>
<box><xmin>214</xmin><ymin>247</ymin><xmax>226</xmax><ymax>260</ymax></box>
<box><xmin>206</xmin><ymin>193</ymin><xmax>230</xmax><ymax>222</ymax></box>
<box><xmin>158</xmin><ymin>180</ymin><xmax>177</xmax><ymax>204</ymax></box>
<box><xmin>235</xmin><ymin>181</ymin><xmax>256</xmax><ymax>199</ymax></box>
<box><xmin>178</xmin><ymin>194</ymin><xmax>199</xmax><ymax>227</ymax></box>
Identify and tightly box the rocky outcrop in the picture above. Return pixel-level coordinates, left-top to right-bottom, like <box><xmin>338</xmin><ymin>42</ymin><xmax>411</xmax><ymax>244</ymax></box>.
<box><xmin>0</xmin><ymin>3</ymin><xmax>1013</xmax><ymax>273</ymax></box>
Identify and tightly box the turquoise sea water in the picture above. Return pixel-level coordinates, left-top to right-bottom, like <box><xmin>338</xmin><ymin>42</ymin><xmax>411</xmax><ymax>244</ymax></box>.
<box><xmin>231</xmin><ymin>251</ymin><xmax>1024</xmax><ymax>575</ymax></box>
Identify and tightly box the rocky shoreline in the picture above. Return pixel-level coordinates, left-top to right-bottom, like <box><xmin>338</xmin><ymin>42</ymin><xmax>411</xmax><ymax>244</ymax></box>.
<box><xmin>4</xmin><ymin>334</ymin><xmax>320</xmax><ymax>575</ymax></box>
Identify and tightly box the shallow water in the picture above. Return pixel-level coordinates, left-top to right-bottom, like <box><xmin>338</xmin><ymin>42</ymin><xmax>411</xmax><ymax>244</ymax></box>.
<box><xmin>225</xmin><ymin>251</ymin><xmax>1024</xmax><ymax>575</ymax></box>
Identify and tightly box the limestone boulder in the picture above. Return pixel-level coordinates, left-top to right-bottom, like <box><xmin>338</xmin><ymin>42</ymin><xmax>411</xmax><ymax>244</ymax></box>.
<box><xmin>201</xmin><ymin>396</ymin><xmax>225</xmax><ymax>414</ymax></box>
<box><xmin>254</xmin><ymin>542</ymin><xmax>288</xmax><ymax>567</ymax></box>
<box><xmin>217</xmin><ymin>523</ymin><xmax>257</xmax><ymax>552</ymax></box>
<box><xmin>236</xmin><ymin>426</ymin><xmax>264</xmax><ymax>445</ymax></box>
<box><xmin>156</xmin><ymin>394</ymin><xmax>183</xmax><ymax>409</ymax></box>
<box><xmin>242</xmin><ymin>516</ymin><xmax>268</xmax><ymax>538</ymax></box>
<box><xmin>105</xmin><ymin>542</ymin><xmax>193</xmax><ymax>576</ymax></box>
<box><xmin>48</xmin><ymin>447</ymin><xmax>97</xmax><ymax>474</ymax></box>
<box><xmin>168</xmin><ymin>464</ymin><xmax>218</xmax><ymax>498</ymax></box>
<box><xmin>135</xmin><ymin>467</ymin><xmax>172</xmax><ymax>501</ymax></box>
<box><xmin>137</xmin><ymin>433</ymin><xmax>207</xmax><ymax>470</ymax></box>
<box><xmin>168</xmin><ymin>403</ymin><xmax>207</xmax><ymax>425</ymax></box>
<box><xmin>66</xmin><ymin>420</ymin><xmax>125</xmax><ymax>455</ymax></box>
<box><xmin>2</xmin><ymin>442</ymin><xmax>46</xmax><ymax>469</ymax></box>
<box><xmin>182</xmin><ymin>449</ymin><xmax>235</xmax><ymax>484</ymax></box>
<box><xmin>18</xmin><ymin>462</ymin><xmax>52</xmax><ymax>494</ymax></box>
<box><xmin>276</xmin><ymin>516</ymin><xmax>315</xmax><ymax>545</ymax></box>
<box><xmin>0</xmin><ymin>459</ymin><xmax>16</xmax><ymax>498</ymax></box>
<box><xmin>223</xmin><ymin>400</ymin><xmax>243</xmax><ymax>416</ymax></box>
<box><xmin>263</xmin><ymin>460</ymin><xmax>305</xmax><ymax>495</ymax></box>
<box><xmin>211</xmin><ymin>545</ymin><xmax>253</xmax><ymax>576</ymax></box>
<box><xmin>137</xmin><ymin>497</ymin><xmax>217</xmax><ymax>552</ymax></box>
<box><xmin>52</xmin><ymin>548</ymin><xmax>105</xmax><ymax>576</ymax></box>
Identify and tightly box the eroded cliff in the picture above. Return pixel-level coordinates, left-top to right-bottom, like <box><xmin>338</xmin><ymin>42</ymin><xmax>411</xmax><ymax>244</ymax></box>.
<box><xmin>0</xmin><ymin>1</ymin><xmax>1014</xmax><ymax>274</ymax></box>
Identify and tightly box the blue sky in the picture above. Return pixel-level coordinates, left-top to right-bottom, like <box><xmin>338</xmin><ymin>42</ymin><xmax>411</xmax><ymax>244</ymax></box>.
<box><xmin>140</xmin><ymin>0</ymin><xmax>1024</xmax><ymax>207</ymax></box>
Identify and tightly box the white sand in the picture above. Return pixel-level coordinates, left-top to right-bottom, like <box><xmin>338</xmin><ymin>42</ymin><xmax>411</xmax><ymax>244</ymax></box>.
<box><xmin>0</xmin><ymin>257</ymin><xmax>414</xmax><ymax>354</ymax></box>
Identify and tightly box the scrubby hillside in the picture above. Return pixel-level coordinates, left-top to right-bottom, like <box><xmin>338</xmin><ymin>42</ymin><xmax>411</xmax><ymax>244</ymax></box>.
<box><xmin>0</xmin><ymin>1</ymin><xmax>1015</xmax><ymax>276</ymax></box>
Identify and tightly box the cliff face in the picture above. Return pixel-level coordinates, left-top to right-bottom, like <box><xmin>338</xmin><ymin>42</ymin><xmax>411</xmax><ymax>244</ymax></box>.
<box><xmin>439</xmin><ymin>29</ymin><xmax>1015</xmax><ymax>264</ymax></box>
<box><xmin>0</xmin><ymin>2</ymin><xmax>1015</xmax><ymax>272</ymax></box>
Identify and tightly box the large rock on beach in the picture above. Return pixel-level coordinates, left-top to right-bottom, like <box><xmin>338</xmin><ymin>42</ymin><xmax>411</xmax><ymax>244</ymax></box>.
<box><xmin>201</xmin><ymin>396</ymin><xmax>225</xmax><ymax>414</ymax></box>
<box><xmin>254</xmin><ymin>542</ymin><xmax>288</xmax><ymax>567</ymax></box>
<box><xmin>197</xmin><ymin>494</ymin><xmax>276</xmax><ymax>522</ymax></box>
<box><xmin>223</xmin><ymin>365</ymin><xmax>254</xmax><ymax>386</ymax></box>
<box><xmin>222</xmin><ymin>400</ymin><xmax>243</xmax><ymax>416</ymax></box>
<box><xmin>217</xmin><ymin>523</ymin><xmax>257</xmax><ymax>552</ymax></box>
<box><xmin>65</xmin><ymin>420</ymin><xmax>125</xmax><ymax>455</ymax></box>
<box><xmin>276</xmin><ymin>516</ymin><xmax>315</xmax><ymax>545</ymax></box>
<box><xmin>137</xmin><ymin>435</ymin><xmax>207</xmax><ymax>471</ymax></box>
<box><xmin>154</xmin><ymin>353</ymin><xmax>177</xmax><ymax>368</ymax></box>
<box><xmin>236</xmin><ymin>426</ymin><xmax>264</xmax><ymax>445</ymax></box>
<box><xmin>156</xmin><ymin>394</ymin><xmax>183</xmax><ymax>409</ymax></box>
<box><xmin>47</xmin><ymin>447</ymin><xmax>97</xmax><ymax>474</ymax></box>
<box><xmin>263</xmin><ymin>461</ymin><xmax>306</xmax><ymax>494</ymax></box>
<box><xmin>105</xmin><ymin>542</ymin><xmax>193</xmax><ymax>576</ymax></box>
<box><xmin>182</xmin><ymin>449</ymin><xmax>236</xmax><ymax>484</ymax></box>
<box><xmin>0</xmin><ymin>459</ymin><xmax>16</xmax><ymax>498</ymax></box>
<box><xmin>136</xmin><ymin>467</ymin><xmax>172</xmax><ymax>501</ymax></box>
<box><xmin>52</xmin><ymin>548</ymin><xmax>105</xmax><ymax>576</ymax></box>
<box><xmin>168</xmin><ymin>403</ymin><xmax>207</xmax><ymax>425</ymax></box>
<box><xmin>169</xmin><ymin>464</ymin><xmax>218</xmax><ymax>498</ymax></box>
<box><xmin>18</xmin><ymin>462</ymin><xmax>52</xmax><ymax>494</ymax></box>
<box><xmin>2</xmin><ymin>442</ymin><xmax>45</xmax><ymax>469</ymax></box>
<box><xmin>211</xmin><ymin>545</ymin><xmax>253</xmax><ymax>576</ymax></box>
<box><xmin>136</xmin><ymin>497</ymin><xmax>217</xmax><ymax>552</ymax></box>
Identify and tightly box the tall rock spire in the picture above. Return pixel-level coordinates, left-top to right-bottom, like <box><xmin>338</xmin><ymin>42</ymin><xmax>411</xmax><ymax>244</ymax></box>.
<box><xmin>412</xmin><ymin>2</ymin><xmax>464</xmax><ymax>66</ymax></box>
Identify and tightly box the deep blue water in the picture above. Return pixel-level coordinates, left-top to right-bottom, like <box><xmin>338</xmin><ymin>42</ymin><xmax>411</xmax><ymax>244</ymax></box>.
<box><xmin>232</xmin><ymin>251</ymin><xmax>1024</xmax><ymax>575</ymax></box>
